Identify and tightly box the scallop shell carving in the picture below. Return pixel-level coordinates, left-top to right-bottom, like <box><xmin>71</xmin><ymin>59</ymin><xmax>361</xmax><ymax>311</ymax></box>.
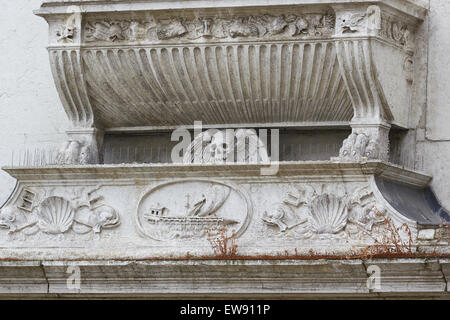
<box><xmin>37</xmin><ymin>196</ymin><xmax>75</xmax><ymax>234</ymax></box>
<box><xmin>308</xmin><ymin>194</ymin><xmax>348</xmax><ymax>234</ymax></box>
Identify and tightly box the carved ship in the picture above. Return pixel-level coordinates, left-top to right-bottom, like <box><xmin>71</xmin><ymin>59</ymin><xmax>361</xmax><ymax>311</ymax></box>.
<box><xmin>144</xmin><ymin>208</ymin><xmax>238</xmax><ymax>226</ymax></box>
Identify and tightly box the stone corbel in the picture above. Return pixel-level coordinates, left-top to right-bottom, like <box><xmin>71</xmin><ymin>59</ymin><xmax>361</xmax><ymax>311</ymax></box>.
<box><xmin>47</xmin><ymin>8</ymin><xmax>104</xmax><ymax>164</ymax></box>
<box><xmin>56</xmin><ymin>128</ymin><xmax>104</xmax><ymax>165</ymax></box>
<box><xmin>48</xmin><ymin>8</ymin><xmax>94</xmax><ymax>128</ymax></box>
<box><xmin>333</xmin><ymin>4</ymin><xmax>416</xmax><ymax>162</ymax></box>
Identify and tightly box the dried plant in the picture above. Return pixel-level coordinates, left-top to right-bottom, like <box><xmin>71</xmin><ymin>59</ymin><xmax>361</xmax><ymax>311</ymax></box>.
<box><xmin>360</xmin><ymin>217</ymin><xmax>413</xmax><ymax>257</ymax></box>
<box><xmin>207</xmin><ymin>226</ymin><xmax>238</xmax><ymax>257</ymax></box>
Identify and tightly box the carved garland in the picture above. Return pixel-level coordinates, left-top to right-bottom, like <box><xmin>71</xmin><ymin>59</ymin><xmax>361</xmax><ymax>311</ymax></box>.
<box><xmin>82</xmin><ymin>13</ymin><xmax>335</xmax><ymax>42</ymax></box>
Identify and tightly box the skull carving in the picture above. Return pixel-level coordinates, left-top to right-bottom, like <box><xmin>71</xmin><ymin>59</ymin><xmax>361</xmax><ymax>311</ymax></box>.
<box><xmin>208</xmin><ymin>131</ymin><xmax>235</xmax><ymax>163</ymax></box>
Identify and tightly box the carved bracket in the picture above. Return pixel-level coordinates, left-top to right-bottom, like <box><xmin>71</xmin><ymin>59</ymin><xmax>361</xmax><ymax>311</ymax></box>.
<box><xmin>56</xmin><ymin>129</ymin><xmax>103</xmax><ymax>165</ymax></box>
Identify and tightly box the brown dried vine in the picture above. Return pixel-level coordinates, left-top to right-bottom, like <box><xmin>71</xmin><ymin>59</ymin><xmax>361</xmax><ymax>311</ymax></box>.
<box><xmin>359</xmin><ymin>217</ymin><xmax>413</xmax><ymax>257</ymax></box>
<box><xmin>206</xmin><ymin>226</ymin><xmax>238</xmax><ymax>258</ymax></box>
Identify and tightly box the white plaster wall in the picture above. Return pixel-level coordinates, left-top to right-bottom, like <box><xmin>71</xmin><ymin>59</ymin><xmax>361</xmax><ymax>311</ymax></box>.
<box><xmin>0</xmin><ymin>0</ymin><xmax>69</xmax><ymax>205</ymax></box>
<box><xmin>427</xmin><ymin>0</ymin><xmax>450</xmax><ymax>141</ymax></box>
<box><xmin>423</xmin><ymin>0</ymin><xmax>450</xmax><ymax>208</ymax></box>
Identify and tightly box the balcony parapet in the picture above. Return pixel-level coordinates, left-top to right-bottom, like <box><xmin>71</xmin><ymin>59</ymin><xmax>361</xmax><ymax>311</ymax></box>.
<box><xmin>35</xmin><ymin>0</ymin><xmax>426</xmax><ymax>164</ymax></box>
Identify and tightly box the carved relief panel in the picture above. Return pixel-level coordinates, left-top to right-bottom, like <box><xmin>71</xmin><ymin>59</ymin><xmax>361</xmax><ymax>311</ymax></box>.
<box><xmin>82</xmin><ymin>13</ymin><xmax>336</xmax><ymax>44</ymax></box>
<box><xmin>0</xmin><ymin>185</ymin><xmax>120</xmax><ymax>241</ymax></box>
<box><xmin>136</xmin><ymin>180</ymin><xmax>252</xmax><ymax>241</ymax></box>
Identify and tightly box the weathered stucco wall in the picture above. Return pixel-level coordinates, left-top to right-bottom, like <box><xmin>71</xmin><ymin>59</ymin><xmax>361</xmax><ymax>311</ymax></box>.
<box><xmin>422</xmin><ymin>0</ymin><xmax>450</xmax><ymax>208</ymax></box>
<box><xmin>0</xmin><ymin>0</ymin><xmax>448</xmax><ymax>208</ymax></box>
<box><xmin>0</xmin><ymin>0</ymin><xmax>69</xmax><ymax>205</ymax></box>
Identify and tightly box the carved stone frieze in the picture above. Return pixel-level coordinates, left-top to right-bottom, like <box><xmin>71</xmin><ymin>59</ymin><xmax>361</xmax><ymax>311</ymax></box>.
<box><xmin>0</xmin><ymin>185</ymin><xmax>120</xmax><ymax>238</ymax></box>
<box><xmin>338</xmin><ymin>12</ymin><xmax>367</xmax><ymax>34</ymax></box>
<box><xmin>136</xmin><ymin>180</ymin><xmax>251</xmax><ymax>241</ymax></box>
<box><xmin>36</xmin><ymin>2</ymin><xmax>424</xmax><ymax>154</ymax></box>
<box><xmin>336</xmin><ymin>6</ymin><xmax>415</xmax><ymax>52</ymax></box>
<box><xmin>379</xmin><ymin>13</ymin><xmax>414</xmax><ymax>52</ymax></box>
<box><xmin>261</xmin><ymin>184</ymin><xmax>389</xmax><ymax>241</ymax></box>
<box><xmin>84</xmin><ymin>13</ymin><xmax>335</xmax><ymax>43</ymax></box>
<box><xmin>0</xmin><ymin>161</ymin><xmax>433</xmax><ymax>257</ymax></box>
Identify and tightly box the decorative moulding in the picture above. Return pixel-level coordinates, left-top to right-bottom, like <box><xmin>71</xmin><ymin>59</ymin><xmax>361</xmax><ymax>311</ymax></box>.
<box><xmin>2</xmin><ymin>161</ymin><xmax>432</xmax><ymax>187</ymax></box>
<box><xmin>0</xmin><ymin>259</ymin><xmax>448</xmax><ymax>297</ymax></box>
<box><xmin>0</xmin><ymin>161</ymin><xmax>440</xmax><ymax>261</ymax></box>
<box><xmin>34</xmin><ymin>0</ymin><xmax>427</xmax><ymax>164</ymax></box>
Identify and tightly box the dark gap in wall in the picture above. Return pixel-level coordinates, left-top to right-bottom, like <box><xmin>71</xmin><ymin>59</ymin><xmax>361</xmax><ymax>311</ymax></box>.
<box><xmin>102</xmin><ymin>129</ymin><xmax>351</xmax><ymax>164</ymax></box>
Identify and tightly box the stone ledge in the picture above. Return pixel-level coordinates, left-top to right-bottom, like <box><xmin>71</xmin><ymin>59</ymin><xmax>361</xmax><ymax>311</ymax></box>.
<box><xmin>3</xmin><ymin>161</ymin><xmax>431</xmax><ymax>187</ymax></box>
<box><xmin>36</xmin><ymin>0</ymin><xmax>427</xmax><ymax>21</ymax></box>
<box><xmin>0</xmin><ymin>258</ymin><xmax>447</xmax><ymax>297</ymax></box>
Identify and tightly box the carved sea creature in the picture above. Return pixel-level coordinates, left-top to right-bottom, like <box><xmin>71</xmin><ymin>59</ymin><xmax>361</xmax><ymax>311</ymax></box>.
<box><xmin>265</xmin><ymin>15</ymin><xmax>288</xmax><ymax>35</ymax></box>
<box><xmin>262</xmin><ymin>187</ymin><xmax>308</xmax><ymax>232</ymax></box>
<box><xmin>0</xmin><ymin>206</ymin><xmax>39</xmax><ymax>234</ymax></box>
<box><xmin>85</xmin><ymin>21</ymin><xmax>126</xmax><ymax>42</ymax></box>
<box><xmin>228</xmin><ymin>18</ymin><xmax>259</xmax><ymax>38</ymax></box>
<box><xmin>74</xmin><ymin>205</ymin><xmax>120</xmax><ymax>233</ymax></box>
<box><xmin>157</xmin><ymin>19</ymin><xmax>187</xmax><ymax>40</ymax></box>
<box><xmin>0</xmin><ymin>207</ymin><xmax>18</xmax><ymax>232</ymax></box>
<box><xmin>37</xmin><ymin>197</ymin><xmax>75</xmax><ymax>234</ymax></box>
<box><xmin>349</xmin><ymin>187</ymin><xmax>387</xmax><ymax>231</ymax></box>
<box><xmin>340</xmin><ymin>12</ymin><xmax>366</xmax><ymax>33</ymax></box>
<box><xmin>262</xmin><ymin>203</ymin><xmax>305</xmax><ymax>232</ymax></box>
<box><xmin>307</xmin><ymin>194</ymin><xmax>348</xmax><ymax>234</ymax></box>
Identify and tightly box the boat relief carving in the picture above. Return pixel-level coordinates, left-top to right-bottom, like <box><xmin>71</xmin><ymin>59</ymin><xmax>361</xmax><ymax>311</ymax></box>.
<box><xmin>136</xmin><ymin>180</ymin><xmax>251</xmax><ymax>241</ymax></box>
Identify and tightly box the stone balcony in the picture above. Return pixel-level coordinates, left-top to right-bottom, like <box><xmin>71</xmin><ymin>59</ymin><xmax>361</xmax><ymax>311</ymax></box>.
<box><xmin>0</xmin><ymin>0</ymin><xmax>449</xmax><ymax>297</ymax></box>
<box><xmin>34</xmin><ymin>0</ymin><xmax>426</xmax><ymax>163</ymax></box>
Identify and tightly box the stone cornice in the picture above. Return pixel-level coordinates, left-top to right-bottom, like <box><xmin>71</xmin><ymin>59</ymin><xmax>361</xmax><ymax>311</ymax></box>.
<box><xmin>36</xmin><ymin>0</ymin><xmax>427</xmax><ymax>21</ymax></box>
<box><xmin>3</xmin><ymin>161</ymin><xmax>432</xmax><ymax>187</ymax></box>
<box><xmin>0</xmin><ymin>258</ymin><xmax>448</xmax><ymax>297</ymax></box>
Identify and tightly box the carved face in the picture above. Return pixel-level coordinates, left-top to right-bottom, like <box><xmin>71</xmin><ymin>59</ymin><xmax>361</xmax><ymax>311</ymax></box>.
<box><xmin>209</xmin><ymin>131</ymin><xmax>234</xmax><ymax>162</ymax></box>
<box><xmin>64</xmin><ymin>26</ymin><xmax>75</xmax><ymax>40</ymax></box>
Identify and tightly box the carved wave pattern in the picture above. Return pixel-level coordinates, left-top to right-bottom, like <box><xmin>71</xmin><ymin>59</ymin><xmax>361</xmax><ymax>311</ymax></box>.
<box><xmin>52</xmin><ymin>42</ymin><xmax>353</xmax><ymax>127</ymax></box>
